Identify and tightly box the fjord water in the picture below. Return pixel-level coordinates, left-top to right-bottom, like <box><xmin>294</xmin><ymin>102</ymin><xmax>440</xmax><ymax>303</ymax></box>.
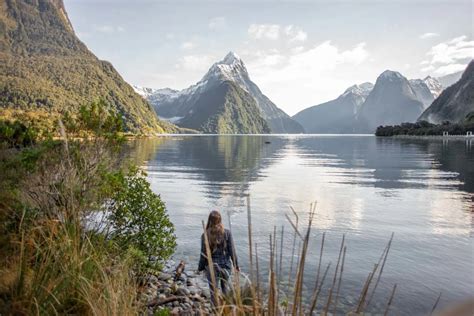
<box><xmin>131</xmin><ymin>135</ymin><xmax>473</xmax><ymax>315</ymax></box>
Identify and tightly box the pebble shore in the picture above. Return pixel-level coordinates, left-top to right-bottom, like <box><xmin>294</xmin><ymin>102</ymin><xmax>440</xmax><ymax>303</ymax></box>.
<box><xmin>139</xmin><ymin>259</ymin><xmax>213</xmax><ymax>315</ymax></box>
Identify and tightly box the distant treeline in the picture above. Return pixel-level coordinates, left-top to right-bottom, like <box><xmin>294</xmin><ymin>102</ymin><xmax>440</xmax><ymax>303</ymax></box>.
<box><xmin>376</xmin><ymin>112</ymin><xmax>474</xmax><ymax>136</ymax></box>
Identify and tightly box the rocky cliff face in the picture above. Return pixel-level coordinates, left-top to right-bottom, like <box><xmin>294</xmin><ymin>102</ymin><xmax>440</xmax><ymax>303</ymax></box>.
<box><xmin>419</xmin><ymin>61</ymin><xmax>474</xmax><ymax>123</ymax></box>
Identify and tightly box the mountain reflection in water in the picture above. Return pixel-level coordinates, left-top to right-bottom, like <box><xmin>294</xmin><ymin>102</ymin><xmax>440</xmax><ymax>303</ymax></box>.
<box><xmin>128</xmin><ymin>135</ymin><xmax>473</xmax><ymax>315</ymax></box>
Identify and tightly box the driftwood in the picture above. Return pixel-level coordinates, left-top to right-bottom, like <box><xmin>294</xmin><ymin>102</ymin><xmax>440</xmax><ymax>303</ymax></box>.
<box><xmin>174</xmin><ymin>260</ymin><xmax>186</xmax><ymax>281</ymax></box>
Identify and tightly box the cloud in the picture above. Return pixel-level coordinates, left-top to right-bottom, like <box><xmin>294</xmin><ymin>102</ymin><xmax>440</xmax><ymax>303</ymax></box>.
<box><xmin>181</xmin><ymin>41</ymin><xmax>196</xmax><ymax>50</ymax></box>
<box><xmin>246</xmin><ymin>41</ymin><xmax>370</xmax><ymax>114</ymax></box>
<box><xmin>175</xmin><ymin>54</ymin><xmax>215</xmax><ymax>72</ymax></box>
<box><xmin>248</xmin><ymin>23</ymin><xmax>308</xmax><ymax>43</ymax></box>
<box><xmin>421</xmin><ymin>35</ymin><xmax>474</xmax><ymax>75</ymax></box>
<box><xmin>95</xmin><ymin>25</ymin><xmax>125</xmax><ymax>33</ymax></box>
<box><xmin>165</xmin><ymin>33</ymin><xmax>175</xmax><ymax>40</ymax></box>
<box><xmin>248</xmin><ymin>24</ymin><xmax>281</xmax><ymax>40</ymax></box>
<box><xmin>285</xmin><ymin>25</ymin><xmax>307</xmax><ymax>42</ymax></box>
<box><xmin>419</xmin><ymin>32</ymin><xmax>439</xmax><ymax>39</ymax></box>
<box><xmin>208</xmin><ymin>17</ymin><xmax>226</xmax><ymax>30</ymax></box>
<box><xmin>431</xmin><ymin>63</ymin><xmax>468</xmax><ymax>76</ymax></box>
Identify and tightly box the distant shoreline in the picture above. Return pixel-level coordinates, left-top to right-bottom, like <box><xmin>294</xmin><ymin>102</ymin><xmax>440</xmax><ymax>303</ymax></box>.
<box><xmin>391</xmin><ymin>135</ymin><xmax>474</xmax><ymax>140</ymax></box>
<box><xmin>151</xmin><ymin>133</ymin><xmax>375</xmax><ymax>137</ymax></box>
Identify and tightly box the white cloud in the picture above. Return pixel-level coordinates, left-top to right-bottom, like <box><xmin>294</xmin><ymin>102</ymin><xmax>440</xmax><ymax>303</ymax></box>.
<box><xmin>95</xmin><ymin>25</ymin><xmax>125</xmax><ymax>33</ymax></box>
<box><xmin>246</xmin><ymin>41</ymin><xmax>370</xmax><ymax>114</ymax></box>
<box><xmin>165</xmin><ymin>33</ymin><xmax>175</xmax><ymax>40</ymax></box>
<box><xmin>208</xmin><ymin>17</ymin><xmax>226</xmax><ymax>30</ymax></box>
<box><xmin>431</xmin><ymin>63</ymin><xmax>469</xmax><ymax>76</ymax></box>
<box><xmin>419</xmin><ymin>32</ymin><xmax>439</xmax><ymax>39</ymax></box>
<box><xmin>248</xmin><ymin>23</ymin><xmax>308</xmax><ymax>43</ymax></box>
<box><xmin>285</xmin><ymin>25</ymin><xmax>307</xmax><ymax>42</ymax></box>
<box><xmin>181</xmin><ymin>41</ymin><xmax>196</xmax><ymax>50</ymax></box>
<box><xmin>175</xmin><ymin>54</ymin><xmax>215</xmax><ymax>72</ymax></box>
<box><xmin>248</xmin><ymin>24</ymin><xmax>281</xmax><ymax>40</ymax></box>
<box><xmin>421</xmin><ymin>35</ymin><xmax>474</xmax><ymax>75</ymax></box>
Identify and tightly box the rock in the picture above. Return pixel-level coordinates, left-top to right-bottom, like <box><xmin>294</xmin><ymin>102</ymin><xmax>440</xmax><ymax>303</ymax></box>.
<box><xmin>158</xmin><ymin>272</ymin><xmax>173</xmax><ymax>281</ymax></box>
<box><xmin>201</xmin><ymin>289</ymin><xmax>211</xmax><ymax>298</ymax></box>
<box><xmin>158</xmin><ymin>294</ymin><xmax>166</xmax><ymax>300</ymax></box>
<box><xmin>176</xmin><ymin>287</ymin><xmax>190</xmax><ymax>296</ymax></box>
<box><xmin>187</xmin><ymin>286</ymin><xmax>201</xmax><ymax>295</ymax></box>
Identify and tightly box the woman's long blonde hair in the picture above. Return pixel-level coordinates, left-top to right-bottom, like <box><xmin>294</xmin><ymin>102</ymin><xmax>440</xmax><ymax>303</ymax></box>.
<box><xmin>206</xmin><ymin>210</ymin><xmax>225</xmax><ymax>252</ymax></box>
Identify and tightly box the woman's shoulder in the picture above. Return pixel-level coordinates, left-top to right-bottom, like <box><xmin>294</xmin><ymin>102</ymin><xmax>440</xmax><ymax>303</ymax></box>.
<box><xmin>224</xmin><ymin>229</ymin><xmax>232</xmax><ymax>237</ymax></box>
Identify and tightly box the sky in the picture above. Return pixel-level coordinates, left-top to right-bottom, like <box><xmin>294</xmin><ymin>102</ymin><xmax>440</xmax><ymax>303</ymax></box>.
<box><xmin>65</xmin><ymin>0</ymin><xmax>473</xmax><ymax>115</ymax></box>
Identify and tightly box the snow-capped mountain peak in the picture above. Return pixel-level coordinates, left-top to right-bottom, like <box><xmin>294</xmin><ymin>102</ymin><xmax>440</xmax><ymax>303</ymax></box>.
<box><xmin>132</xmin><ymin>85</ymin><xmax>157</xmax><ymax>97</ymax></box>
<box><xmin>203</xmin><ymin>51</ymin><xmax>249</xmax><ymax>84</ymax></box>
<box><xmin>422</xmin><ymin>76</ymin><xmax>443</xmax><ymax>97</ymax></box>
<box><xmin>222</xmin><ymin>51</ymin><xmax>242</xmax><ymax>65</ymax></box>
<box><xmin>342</xmin><ymin>82</ymin><xmax>374</xmax><ymax>97</ymax></box>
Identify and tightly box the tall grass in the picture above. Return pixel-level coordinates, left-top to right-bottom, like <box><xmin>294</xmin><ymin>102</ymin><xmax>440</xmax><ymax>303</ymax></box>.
<box><xmin>0</xmin><ymin>109</ymin><xmax>164</xmax><ymax>315</ymax></box>
<box><xmin>201</xmin><ymin>198</ymin><xmax>401</xmax><ymax>315</ymax></box>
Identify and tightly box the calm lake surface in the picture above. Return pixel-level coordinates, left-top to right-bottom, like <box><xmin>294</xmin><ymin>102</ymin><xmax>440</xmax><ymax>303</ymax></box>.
<box><xmin>130</xmin><ymin>135</ymin><xmax>473</xmax><ymax>315</ymax></box>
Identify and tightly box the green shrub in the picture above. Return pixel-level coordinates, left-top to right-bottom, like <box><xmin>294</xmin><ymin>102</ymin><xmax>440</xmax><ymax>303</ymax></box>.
<box><xmin>108</xmin><ymin>167</ymin><xmax>176</xmax><ymax>272</ymax></box>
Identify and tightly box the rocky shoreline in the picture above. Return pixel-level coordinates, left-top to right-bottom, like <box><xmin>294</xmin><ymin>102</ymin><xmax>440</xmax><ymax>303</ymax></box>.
<box><xmin>139</xmin><ymin>259</ymin><xmax>213</xmax><ymax>315</ymax></box>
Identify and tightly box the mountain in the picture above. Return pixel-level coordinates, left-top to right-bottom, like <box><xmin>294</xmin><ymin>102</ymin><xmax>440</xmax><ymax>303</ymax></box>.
<box><xmin>293</xmin><ymin>83</ymin><xmax>373</xmax><ymax>133</ymax></box>
<box><xmin>423</xmin><ymin>76</ymin><xmax>443</xmax><ymax>98</ymax></box>
<box><xmin>357</xmin><ymin>70</ymin><xmax>425</xmax><ymax>132</ymax></box>
<box><xmin>419</xmin><ymin>61</ymin><xmax>474</xmax><ymax>123</ymax></box>
<box><xmin>409</xmin><ymin>78</ymin><xmax>438</xmax><ymax>108</ymax></box>
<box><xmin>147</xmin><ymin>52</ymin><xmax>304</xmax><ymax>133</ymax></box>
<box><xmin>0</xmin><ymin>0</ymin><xmax>175</xmax><ymax>133</ymax></box>
<box><xmin>436</xmin><ymin>71</ymin><xmax>463</xmax><ymax>88</ymax></box>
<box><xmin>177</xmin><ymin>81</ymin><xmax>270</xmax><ymax>134</ymax></box>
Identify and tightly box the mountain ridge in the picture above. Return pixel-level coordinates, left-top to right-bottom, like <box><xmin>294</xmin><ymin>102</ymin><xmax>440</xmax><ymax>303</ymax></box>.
<box><xmin>144</xmin><ymin>52</ymin><xmax>304</xmax><ymax>133</ymax></box>
<box><xmin>0</xmin><ymin>0</ymin><xmax>176</xmax><ymax>134</ymax></box>
<box><xmin>419</xmin><ymin>60</ymin><xmax>474</xmax><ymax>123</ymax></box>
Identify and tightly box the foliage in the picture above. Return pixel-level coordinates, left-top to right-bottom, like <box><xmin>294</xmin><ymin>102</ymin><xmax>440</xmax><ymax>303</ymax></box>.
<box><xmin>0</xmin><ymin>0</ymin><xmax>176</xmax><ymax>134</ymax></box>
<box><xmin>375</xmin><ymin>113</ymin><xmax>474</xmax><ymax>136</ymax></box>
<box><xmin>0</xmin><ymin>101</ymin><xmax>176</xmax><ymax>314</ymax></box>
<box><xmin>107</xmin><ymin>167</ymin><xmax>176</xmax><ymax>272</ymax></box>
<box><xmin>0</xmin><ymin>120</ymin><xmax>37</xmax><ymax>148</ymax></box>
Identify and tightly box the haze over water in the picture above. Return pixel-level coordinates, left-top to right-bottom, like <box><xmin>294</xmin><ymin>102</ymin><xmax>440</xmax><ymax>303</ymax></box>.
<box><xmin>131</xmin><ymin>135</ymin><xmax>473</xmax><ymax>315</ymax></box>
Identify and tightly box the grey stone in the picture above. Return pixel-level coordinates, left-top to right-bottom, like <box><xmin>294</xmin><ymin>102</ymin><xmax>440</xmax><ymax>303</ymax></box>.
<box><xmin>158</xmin><ymin>294</ymin><xmax>166</xmax><ymax>300</ymax></box>
<box><xmin>176</xmin><ymin>287</ymin><xmax>190</xmax><ymax>296</ymax></box>
<box><xmin>158</xmin><ymin>272</ymin><xmax>173</xmax><ymax>281</ymax></box>
<box><xmin>187</xmin><ymin>286</ymin><xmax>201</xmax><ymax>295</ymax></box>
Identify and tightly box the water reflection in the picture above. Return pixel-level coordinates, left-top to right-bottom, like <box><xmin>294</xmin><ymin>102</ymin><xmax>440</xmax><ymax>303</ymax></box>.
<box><xmin>129</xmin><ymin>135</ymin><xmax>473</xmax><ymax>315</ymax></box>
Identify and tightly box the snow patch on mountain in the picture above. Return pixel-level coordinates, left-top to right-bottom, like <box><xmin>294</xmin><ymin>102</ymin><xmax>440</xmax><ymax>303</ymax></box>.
<box><xmin>422</xmin><ymin>76</ymin><xmax>443</xmax><ymax>97</ymax></box>
<box><xmin>132</xmin><ymin>85</ymin><xmax>157</xmax><ymax>97</ymax></box>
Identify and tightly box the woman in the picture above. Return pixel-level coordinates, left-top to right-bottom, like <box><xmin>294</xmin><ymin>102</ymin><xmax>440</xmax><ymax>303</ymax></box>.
<box><xmin>198</xmin><ymin>210</ymin><xmax>239</xmax><ymax>304</ymax></box>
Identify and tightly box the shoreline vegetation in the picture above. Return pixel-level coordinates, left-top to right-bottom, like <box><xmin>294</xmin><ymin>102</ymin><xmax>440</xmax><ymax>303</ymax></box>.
<box><xmin>0</xmin><ymin>102</ymin><xmax>462</xmax><ymax>315</ymax></box>
<box><xmin>375</xmin><ymin>112</ymin><xmax>474</xmax><ymax>137</ymax></box>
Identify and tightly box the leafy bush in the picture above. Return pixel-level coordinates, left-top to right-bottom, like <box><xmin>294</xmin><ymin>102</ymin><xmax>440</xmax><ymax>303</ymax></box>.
<box><xmin>0</xmin><ymin>120</ymin><xmax>38</xmax><ymax>148</ymax></box>
<box><xmin>108</xmin><ymin>167</ymin><xmax>176</xmax><ymax>272</ymax></box>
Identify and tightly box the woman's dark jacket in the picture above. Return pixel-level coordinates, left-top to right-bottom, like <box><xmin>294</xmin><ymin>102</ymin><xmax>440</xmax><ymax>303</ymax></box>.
<box><xmin>198</xmin><ymin>229</ymin><xmax>239</xmax><ymax>271</ymax></box>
